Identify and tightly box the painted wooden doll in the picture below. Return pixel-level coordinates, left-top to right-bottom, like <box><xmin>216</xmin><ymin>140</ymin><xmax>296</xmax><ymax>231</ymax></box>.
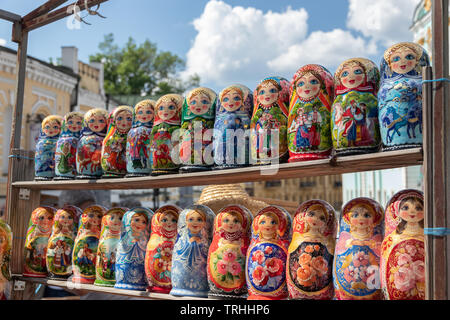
<box><xmin>179</xmin><ymin>87</ymin><xmax>217</xmax><ymax>173</ymax></box>
<box><xmin>94</xmin><ymin>207</ymin><xmax>127</xmax><ymax>287</ymax></box>
<box><xmin>333</xmin><ymin>197</ymin><xmax>384</xmax><ymax>300</ymax></box>
<box><xmin>213</xmin><ymin>84</ymin><xmax>253</xmax><ymax>169</ymax></box>
<box><xmin>378</xmin><ymin>42</ymin><xmax>430</xmax><ymax>151</ymax></box>
<box><xmin>35</xmin><ymin>115</ymin><xmax>63</xmax><ymax>180</ymax></box>
<box><xmin>331</xmin><ymin>58</ymin><xmax>381</xmax><ymax>156</ymax></box>
<box><xmin>246</xmin><ymin>205</ymin><xmax>292</xmax><ymax>300</ymax></box>
<box><xmin>72</xmin><ymin>205</ymin><xmax>106</xmax><ymax>284</ymax></box>
<box><xmin>287</xmin><ymin>200</ymin><xmax>337</xmax><ymax>300</ymax></box>
<box><xmin>207</xmin><ymin>205</ymin><xmax>252</xmax><ymax>298</ymax></box>
<box><xmin>46</xmin><ymin>205</ymin><xmax>82</xmax><ymax>280</ymax></box>
<box><xmin>126</xmin><ymin>100</ymin><xmax>155</xmax><ymax>177</ymax></box>
<box><xmin>380</xmin><ymin>189</ymin><xmax>425</xmax><ymax>300</ymax></box>
<box><xmin>250</xmin><ymin>76</ymin><xmax>290</xmax><ymax>165</ymax></box>
<box><xmin>114</xmin><ymin>207</ymin><xmax>154</xmax><ymax>290</ymax></box>
<box><xmin>0</xmin><ymin>219</ymin><xmax>12</xmax><ymax>300</ymax></box>
<box><xmin>151</xmin><ymin>94</ymin><xmax>183</xmax><ymax>175</ymax></box>
<box><xmin>55</xmin><ymin>112</ymin><xmax>84</xmax><ymax>180</ymax></box>
<box><xmin>76</xmin><ymin>108</ymin><xmax>108</xmax><ymax>179</ymax></box>
<box><xmin>101</xmin><ymin>106</ymin><xmax>134</xmax><ymax>178</ymax></box>
<box><xmin>288</xmin><ymin>65</ymin><xmax>334</xmax><ymax>162</ymax></box>
<box><xmin>23</xmin><ymin>206</ymin><xmax>55</xmax><ymax>277</ymax></box>
<box><xmin>170</xmin><ymin>204</ymin><xmax>215</xmax><ymax>297</ymax></box>
<box><xmin>145</xmin><ymin>205</ymin><xmax>181</xmax><ymax>293</ymax></box>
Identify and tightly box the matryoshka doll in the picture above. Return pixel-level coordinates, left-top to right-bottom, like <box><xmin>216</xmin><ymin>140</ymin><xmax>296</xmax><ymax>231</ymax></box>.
<box><xmin>23</xmin><ymin>206</ymin><xmax>55</xmax><ymax>277</ymax></box>
<box><xmin>288</xmin><ymin>65</ymin><xmax>334</xmax><ymax>162</ymax></box>
<box><xmin>380</xmin><ymin>189</ymin><xmax>425</xmax><ymax>300</ymax></box>
<box><xmin>213</xmin><ymin>85</ymin><xmax>253</xmax><ymax>169</ymax></box>
<box><xmin>287</xmin><ymin>200</ymin><xmax>337</xmax><ymax>300</ymax></box>
<box><xmin>102</xmin><ymin>106</ymin><xmax>134</xmax><ymax>178</ymax></box>
<box><xmin>0</xmin><ymin>219</ymin><xmax>12</xmax><ymax>300</ymax></box>
<box><xmin>333</xmin><ymin>197</ymin><xmax>384</xmax><ymax>300</ymax></box>
<box><xmin>170</xmin><ymin>204</ymin><xmax>215</xmax><ymax>297</ymax></box>
<box><xmin>179</xmin><ymin>87</ymin><xmax>217</xmax><ymax>173</ymax></box>
<box><xmin>145</xmin><ymin>205</ymin><xmax>181</xmax><ymax>293</ymax></box>
<box><xmin>114</xmin><ymin>207</ymin><xmax>153</xmax><ymax>290</ymax></box>
<box><xmin>72</xmin><ymin>205</ymin><xmax>106</xmax><ymax>284</ymax></box>
<box><xmin>378</xmin><ymin>43</ymin><xmax>430</xmax><ymax>151</ymax></box>
<box><xmin>46</xmin><ymin>205</ymin><xmax>82</xmax><ymax>280</ymax></box>
<box><xmin>94</xmin><ymin>207</ymin><xmax>127</xmax><ymax>287</ymax></box>
<box><xmin>207</xmin><ymin>205</ymin><xmax>252</xmax><ymax>298</ymax></box>
<box><xmin>76</xmin><ymin>108</ymin><xmax>108</xmax><ymax>179</ymax></box>
<box><xmin>151</xmin><ymin>94</ymin><xmax>183</xmax><ymax>175</ymax></box>
<box><xmin>55</xmin><ymin>112</ymin><xmax>84</xmax><ymax>179</ymax></box>
<box><xmin>331</xmin><ymin>58</ymin><xmax>381</xmax><ymax>156</ymax></box>
<box><xmin>35</xmin><ymin>115</ymin><xmax>63</xmax><ymax>180</ymax></box>
<box><xmin>246</xmin><ymin>205</ymin><xmax>292</xmax><ymax>300</ymax></box>
<box><xmin>126</xmin><ymin>100</ymin><xmax>155</xmax><ymax>177</ymax></box>
<box><xmin>250</xmin><ymin>76</ymin><xmax>290</xmax><ymax>165</ymax></box>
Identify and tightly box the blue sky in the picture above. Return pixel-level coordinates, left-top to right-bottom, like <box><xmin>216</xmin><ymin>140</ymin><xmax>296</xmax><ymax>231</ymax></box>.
<box><xmin>0</xmin><ymin>0</ymin><xmax>421</xmax><ymax>92</ymax></box>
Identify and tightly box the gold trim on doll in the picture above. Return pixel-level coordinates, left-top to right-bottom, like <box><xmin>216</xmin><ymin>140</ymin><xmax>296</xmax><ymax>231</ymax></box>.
<box><xmin>384</xmin><ymin>42</ymin><xmax>424</xmax><ymax>74</ymax></box>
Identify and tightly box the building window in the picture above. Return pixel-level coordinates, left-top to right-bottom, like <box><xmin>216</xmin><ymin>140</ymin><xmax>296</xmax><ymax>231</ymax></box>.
<box><xmin>334</xmin><ymin>181</ymin><xmax>342</xmax><ymax>188</ymax></box>
<box><xmin>265</xmin><ymin>181</ymin><xmax>281</xmax><ymax>188</ymax></box>
<box><xmin>300</xmin><ymin>181</ymin><xmax>316</xmax><ymax>188</ymax></box>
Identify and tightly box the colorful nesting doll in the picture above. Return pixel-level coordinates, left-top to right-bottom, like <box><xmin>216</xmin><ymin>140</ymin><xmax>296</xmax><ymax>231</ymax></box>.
<box><xmin>72</xmin><ymin>205</ymin><xmax>106</xmax><ymax>284</ymax></box>
<box><xmin>333</xmin><ymin>197</ymin><xmax>384</xmax><ymax>300</ymax></box>
<box><xmin>378</xmin><ymin>42</ymin><xmax>430</xmax><ymax>151</ymax></box>
<box><xmin>126</xmin><ymin>100</ymin><xmax>155</xmax><ymax>177</ymax></box>
<box><xmin>207</xmin><ymin>205</ymin><xmax>252</xmax><ymax>298</ymax></box>
<box><xmin>145</xmin><ymin>205</ymin><xmax>181</xmax><ymax>293</ymax></box>
<box><xmin>23</xmin><ymin>206</ymin><xmax>55</xmax><ymax>277</ymax></box>
<box><xmin>170</xmin><ymin>204</ymin><xmax>215</xmax><ymax>297</ymax></box>
<box><xmin>331</xmin><ymin>58</ymin><xmax>381</xmax><ymax>156</ymax></box>
<box><xmin>55</xmin><ymin>112</ymin><xmax>84</xmax><ymax>180</ymax></box>
<box><xmin>76</xmin><ymin>108</ymin><xmax>108</xmax><ymax>179</ymax></box>
<box><xmin>287</xmin><ymin>200</ymin><xmax>337</xmax><ymax>300</ymax></box>
<box><xmin>213</xmin><ymin>85</ymin><xmax>253</xmax><ymax>169</ymax></box>
<box><xmin>114</xmin><ymin>207</ymin><xmax>153</xmax><ymax>290</ymax></box>
<box><xmin>179</xmin><ymin>87</ymin><xmax>217</xmax><ymax>173</ymax></box>
<box><xmin>288</xmin><ymin>65</ymin><xmax>334</xmax><ymax>162</ymax></box>
<box><xmin>380</xmin><ymin>189</ymin><xmax>425</xmax><ymax>300</ymax></box>
<box><xmin>35</xmin><ymin>115</ymin><xmax>63</xmax><ymax>180</ymax></box>
<box><xmin>151</xmin><ymin>94</ymin><xmax>183</xmax><ymax>175</ymax></box>
<box><xmin>246</xmin><ymin>205</ymin><xmax>292</xmax><ymax>300</ymax></box>
<box><xmin>101</xmin><ymin>106</ymin><xmax>134</xmax><ymax>178</ymax></box>
<box><xmin>46</xmin><ymin>205</ymin><xmax>82</xmax><ymax>280</ymax></box>
<box><xmin>250</xmin><ymin>76</ymin><xmax>290</xmax><ymax>165</ymax></box>
<box><xmin>0</xmin><ymin>219</ymin><xmax>12</xmax><ymax>300</ymax></box>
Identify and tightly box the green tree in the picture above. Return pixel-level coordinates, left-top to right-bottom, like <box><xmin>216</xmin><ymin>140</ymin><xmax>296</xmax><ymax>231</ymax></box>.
<box><xmin>90</xmin><ymin>33</ymin><xmax>199</xmax><ymax>96</ymax></box>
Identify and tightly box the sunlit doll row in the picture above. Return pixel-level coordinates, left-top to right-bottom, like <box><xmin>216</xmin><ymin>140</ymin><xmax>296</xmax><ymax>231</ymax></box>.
<box><xmin>34</xmin><ymin>41</ymin><xmax>429</xmax><ymax>180</ymax></box>
<box><xmin>20</xmin><ymin>188</ymin><xmax>424</xmax><ymax>300</ymax></box>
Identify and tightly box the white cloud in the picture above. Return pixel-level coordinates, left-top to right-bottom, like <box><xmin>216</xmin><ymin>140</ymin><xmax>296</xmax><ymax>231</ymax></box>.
<box><xmin>0</xmin><ymin>38</ymin><xmax>6</xmax><ymax>46</ymax></box>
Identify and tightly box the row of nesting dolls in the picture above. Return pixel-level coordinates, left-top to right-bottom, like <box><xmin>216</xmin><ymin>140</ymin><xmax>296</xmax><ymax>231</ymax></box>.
<box><xmin>20</xmin><ymin>188</ymin><xmax>425</xmax><ymax>300</ymax></box>
<box><xmin>34</xmin><ymin>41</ymin><xmax>430</xmax><ymax>180</ymax></box>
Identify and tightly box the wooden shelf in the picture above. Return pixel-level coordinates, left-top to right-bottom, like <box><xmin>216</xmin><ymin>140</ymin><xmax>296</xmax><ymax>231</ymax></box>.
<box><xmin>15</xmin><ymin>276</ymin><xmax>210</xmax><ymax>300</ymax></box>
<box><xmin>12</xmin><ymin>148</ymin><xmax>423</xmax><ymax>191</ymax></box>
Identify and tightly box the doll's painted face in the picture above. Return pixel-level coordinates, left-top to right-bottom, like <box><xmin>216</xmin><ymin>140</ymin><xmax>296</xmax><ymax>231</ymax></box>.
<box><xmin>158</xmin><ymin>100</ymin><xmax>177</xmax><ymax>121</ymax></box>
<box><xmin>87</xmin><ymin>114</ymin><xmax>107</xmax><ymax>133</ymax></box>
<box><xmin>136</xmin><ymin>104</ymin><xmax>154</xmax><ymax>124</ymax></box>
<box><xmin>116</xmin><ymin>110</ymin><xmax>133</xmax><ymax>132</ymax></box>
<box><xmin>87</xmin><ymin>210</ymin><xmax>103</xmax><ymax>229</ymax></box>
<box><xmin>37</xmin><ymin>211</ymin><xmax>53</xmax><ymax>233</ymax></box>
<box><xmin>160</xmin><ymin>212</ymin><xmax>178</xmax><ymax>232</ymax></box>
<box><xmin>189</xmin><ymin>93</ymin><xmax>211</xmax><ymax>116</ymax></box>
<box><xmin>257</xmin><ymin>82</ymin><xmax>279</xmax><ymax>106</ymax></box>
<box><xmin>108</xmin><ymin>212</ymin><xmax>123</xmax><ymax>233</ymax></box>
<box><xmin>390</xmin><ymin>47</ymin><xmax>417</xmax><ymax>74</ymax></box>
<box><xmin>398</xmin><ymin>198</ymin><xmax>424</xmax><ymax>223</ymax></box>
<box><xmin>131</xmin><ymin>213</ymin><xmax>148</xmax><ymax>233</ymax></box>
<box><xmin>305</xmin><ymin>205</ymin><xmax>327</xmax><ymax>231</ymax></box>
<box><xmin>258</xmin><ymin>212</ymin><xmax>279</xmax><ymax>239</ymax></box>
<box><xmin>296</xmin><ymin>73</ymin><xmax>321</xmax><ymax>100</ymax></box>
<box><xmin>339</xmin><ymin>63</ymin><xmax>365</xmax><ymax>89</ymax></box>
<box><xmin>349</xmin><ymin>205</ymin><xmax>375</xmax><ymax>230</ymax></box>
<box><xmin>221</xmin><ymin>212</ymin><xmax>243</xmax><ymax>233</ymax></box>
<box><xmin>58</xmin><ymin>211</ymin><xmax>74</xmax><ymax>229</ymax></box>
<box><xmin>67</xmin><ymin>116</ymin><xmax>83</xmax><ymax>133</ymax></box>
<box><xmin>221</xmin><ymin>89</ymin><xmax>243</xmax><ymax>112</ymax></box>
<box><xmin>43</xmin><ymin>120</ymin><xmax>61</xmax><ymax>137</ymax></box>
<box><xmin>186</xmin><ymin>210</ymin><xmax>205</xmax><ymax>234</ymax></box>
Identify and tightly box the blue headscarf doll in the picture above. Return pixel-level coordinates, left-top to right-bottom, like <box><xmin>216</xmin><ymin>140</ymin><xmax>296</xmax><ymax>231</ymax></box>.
<box><xmin>35</xmin><ymin>115</ymin><xmax>63</xmax><ymax>180</ymax></box>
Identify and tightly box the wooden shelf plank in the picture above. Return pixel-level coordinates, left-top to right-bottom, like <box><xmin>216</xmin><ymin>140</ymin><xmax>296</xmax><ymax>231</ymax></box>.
<box><xmin>15</xmin><ymin>276</ymin><xmax>209</xmax><ymax>300</ymax></box>
<box><xmin>12</xmin><ymin>148</ymin><xmax>423</xmax><ymax>190</ymax></box>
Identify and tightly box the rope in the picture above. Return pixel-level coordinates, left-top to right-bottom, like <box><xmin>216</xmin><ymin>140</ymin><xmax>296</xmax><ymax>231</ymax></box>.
<box><xmin>422</xmin><ymin>78</ymin><xmax>450</xmax><ymax>84</ymax></box>
<box><xmin>8</xmin><ymin>154</ymin><xmax>34</xmax><ymax>161</ymax></box>
<box><xmin>424</xmin><ymin>227</ymin><xmax>450</xmax><ymax>236</ymax></box>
